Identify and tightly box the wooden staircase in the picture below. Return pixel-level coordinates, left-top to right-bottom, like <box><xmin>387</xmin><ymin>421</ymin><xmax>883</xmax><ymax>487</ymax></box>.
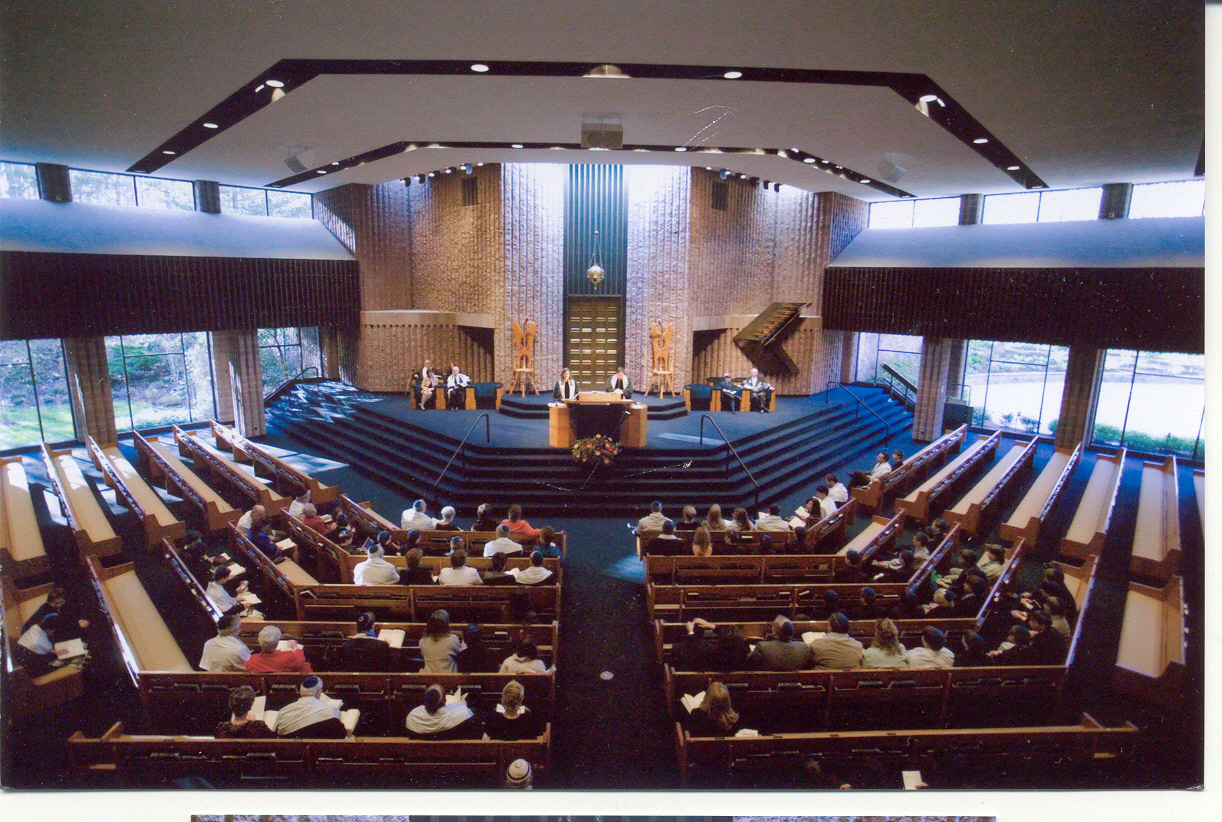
<box><xmin>733</xmin><ymin>301</ymin><xmax>807</xmax><ymax>376</ymax></box>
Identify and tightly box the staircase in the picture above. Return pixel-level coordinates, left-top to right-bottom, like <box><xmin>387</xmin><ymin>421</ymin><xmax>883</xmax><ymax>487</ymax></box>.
<box><xmin>265</xmin><ymin>381</ymin><xmax>914</xmax><ymax>518</ymax></box>
<box><xmin>733</xmin><ymin>301</ymin><xmax>807</xmax><ymax>376</ymax></box>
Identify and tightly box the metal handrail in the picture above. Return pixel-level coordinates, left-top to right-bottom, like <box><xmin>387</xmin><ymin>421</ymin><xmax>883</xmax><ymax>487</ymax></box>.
<box><xmin>432</xmin><ymin>413</ymin><xmax>491</xmax><ymax>508</ymax></box>
<box><xmin>698</xmin><ymin>414</ymin><xmax>761</xmax><ymax>510</ymax></box>
<box><xmin>824</xmin><ymin>382</ymin><xmax>893</xmax><ymax>448</ymax></box>
<box><xmin>262</xmin><ymin>367</ymin><xmax>321</xmax><ymax>402</ymax></box>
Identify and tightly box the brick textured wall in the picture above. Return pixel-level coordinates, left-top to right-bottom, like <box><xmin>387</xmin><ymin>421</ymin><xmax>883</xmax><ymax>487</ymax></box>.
<box><xmin>501</xmin><ymin>164</ymin><xmax>566</xmax><ymax>387</ymax></box>
<box><xmin>357</xmin><ymin>319</ymin><xmax>494</xmax><ymax>391</ymax></box>
<box><xmin>314</xmin><ymin>182</ymin><xmax>411</xmax><ymax>312</ymax></box>
<box><xmin>627</xmin><ymin>165</ymin><xmax>692</xmax><ymax>389</ymax></box>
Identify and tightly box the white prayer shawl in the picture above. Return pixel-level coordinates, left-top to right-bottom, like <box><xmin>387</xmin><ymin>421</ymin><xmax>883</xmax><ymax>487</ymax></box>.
<box><xmin>206</xmin><ymin>581</ymin><xmax>238</xmax><ymax>612</ymax></box>
<box><xmin>405</xmin><ymin>701</ymin><xmax>473</xmax><ymax>734</ymax></box>
<box><xmin>353</xmin><ymin>555</ymin><xmax>400</xmax><ymax>586</ymax></box>
<box><xmin>275</xmin><ymin>695</ymin><xmax>340</xmax><ymax>736</ymax></box>
<box><xmin>511</xmin><ymin>565</ymin><xmax>553</xmax><ymax>585</ymax></box>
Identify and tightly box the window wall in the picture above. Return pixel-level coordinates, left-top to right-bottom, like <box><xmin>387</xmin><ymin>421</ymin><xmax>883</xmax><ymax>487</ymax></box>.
<box><xmin>0</xmin><ymin>161</ymin><xmax>39</xmax><ymax>199</ymax></box>
<box><xmin>0</xmin><ymin>339</ymin><xmax>75</xmax><ymax>450</ymax></box>
<box><xmin>259</xmin><ymin>327</ymin><xmax>322</xmax><ymax>396</ymax></box>
<box><xmin>855</xmin><ymin>333</ymin><xmax>923</xmax><ymax>387</ymax></box>
<box><xmin>106</xmin><ymin>333</ymin><xmax>216</xmax><ymax>432</ymax></box>
<box><xmin>220</xmin><ymin>185</ymin><xmax>313</xmax><ymax>218</ymax></box>
<box><xmin>1093</xmin><ymin>350</ymin><xmax>1204</xmax><ymax>459</ymax></box>
<box><xmin>964</xmin><ymin>341</ymin><xmax>1069</xmax><ymax>435</ymax></box>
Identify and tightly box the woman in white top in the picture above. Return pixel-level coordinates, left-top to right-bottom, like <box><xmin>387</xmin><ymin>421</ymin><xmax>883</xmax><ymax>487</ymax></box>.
<box><xmin>861</xmin><ymin>618</ymin><xmax>910</xmax><ymax>668</ymax></box>
<box><xmin>418</xmin><ymin>358</ymin><xmax>439</xmax><ymax>409</ymax></box>
<box><xmin>438</xmin><ymin>549</ymin><xmax>484</xmax><ymax>585</ymax></box>
<box><xmin>499</xmin><ymin>638</ymin><xmax>549</xmax><ymax>674</ymax></box>
<box><xmin>419</xmin><ymin>609</ymin><xmax>465</xmax><ymax>673</ymax></box>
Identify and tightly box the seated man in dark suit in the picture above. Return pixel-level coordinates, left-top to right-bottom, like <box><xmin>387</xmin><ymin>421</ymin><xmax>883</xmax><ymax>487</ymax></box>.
<box><xmin>746</xmin><ymin>615</ymin><xmax>811</xmax><ymax>671</ymax></box>
<box><xmin>714</xmin><ymin>372</ymin><xmax>741</xmax><ymax>413</ymax></box>
<box><xmin>644</xmin><ymin>520</ymin><xmax>686</xmax><ymax>556</ymax></box>
<box><xmin>326</xmin><ymin>612</ymin><xmax>394</xmax><ymax>672</ymax></box>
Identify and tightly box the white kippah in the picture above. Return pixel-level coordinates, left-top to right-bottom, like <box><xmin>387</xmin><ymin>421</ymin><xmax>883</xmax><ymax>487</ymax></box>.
<box><xmin>506</xmin><ymin>758</ymin><xmax>532</xmax><ymax>786</ymax></box>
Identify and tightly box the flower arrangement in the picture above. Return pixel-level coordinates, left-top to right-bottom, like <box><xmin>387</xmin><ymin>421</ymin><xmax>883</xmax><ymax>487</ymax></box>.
<box><xmin>572</xmin><ymin>434</ymin><xmax>621</xmax><ymax>467</ymax></box>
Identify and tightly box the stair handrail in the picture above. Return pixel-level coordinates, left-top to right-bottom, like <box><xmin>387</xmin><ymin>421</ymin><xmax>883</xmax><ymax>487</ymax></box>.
<box><xmin>880</xmin><ymin>363</ymin><xmax>918</xmax><ymax>410</ymax></box>
<box><xmin>824</xmin><ymin>382</ymin><xmax>893</xmax><ymax>448</ymax></box>
<box><xmin>431</xmin><ymin>413</ymin><xmax>491</xmax><ymax>509</ymax></box>
<box><xmin>698</xmin><ymin>414</ymin><xmax>761</xmax><ymax>510</ymax></box>
<box><xmin>262</xmin><ymin>367</ymin><xmax>321</xmax><ymax>403</ymax></box>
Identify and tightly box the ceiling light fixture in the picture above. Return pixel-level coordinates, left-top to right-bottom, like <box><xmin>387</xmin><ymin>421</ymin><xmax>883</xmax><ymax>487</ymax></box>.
<box><xmin>203</xmin><ymin>122</ymin><xmax>218</xmax><ymax>129</ymax></box>
<box><xmin>428</xmin><ymin>171</ymin><xmax>435</xmax><ymax>177</ymax></box>
<box><xmin>266</xmin><ymin>79</ymin><xmax>285</xmax><ymax>88</ymax></box>
<box><xmin>973</xmin><ymin>138</ymin><xmax>989</xmax><ymax>144</ymax></box>
<box><xmin>511</xmin><ymin>144</ymin><xmax>523</xmax><ymax>149</ymax></box>
<box><xmin>586</xmin><ymin>229</ymin><xmax>606</xmax><ymax>289</ymax></box>
<box><xmin>162</xmin><ymin>150</ymin><xmax>175</xmax><ymax>155</ymax></box>
<box><xmin>723</xmin><ymin>70</ymin><xmax>743</xmax><ymax>79</ymax></box>
<box><xmin>584</xmin><ymin>64</ymin><xmax>630</xmax><ymax>79</ymax></box>
<box><xmin>803</xmin><ymin>157</ymin><xmax>815</xmax><ymax>164</ymax></box>
<box><xmin>1007</xmin><ymin>165</ymin><xmax>1020</xmax><ymax>171</ymax></box>
<box><xmin>918</xmin><ymin>93</ymin><xmax>938</xmax><ymax>103</ymax></box>
<box><xmin>675</xmin><ymin>147</ymin><xmax>687</xmax><ymax>152</ymax></box>
<box><xmin>471</xmin><ymin>64</ymin><xmax>489</xmax><ymax>73</ymax></box>
<box><xmin>316</xmin><ymin>169</ymin><xmax>326</xmax><ymax>174</ymax></box>
<box><xmin>860</xmin><ymin>179</ymin><xmax>871</xmax><ymax>184</ymax></box>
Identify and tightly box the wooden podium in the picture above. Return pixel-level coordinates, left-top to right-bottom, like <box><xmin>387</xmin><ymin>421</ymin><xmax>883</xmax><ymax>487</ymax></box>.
<box><xmin>548</xmin><ymin>396</ymin><xmax>647</xmax><ymax>448</ymax></box>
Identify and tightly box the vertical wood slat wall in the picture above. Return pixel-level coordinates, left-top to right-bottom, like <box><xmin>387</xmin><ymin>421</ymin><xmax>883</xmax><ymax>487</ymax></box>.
<box><xmin>356</xmin><ymin>320</ymin><xmax>495</xmax><ymax>392</ymax></box>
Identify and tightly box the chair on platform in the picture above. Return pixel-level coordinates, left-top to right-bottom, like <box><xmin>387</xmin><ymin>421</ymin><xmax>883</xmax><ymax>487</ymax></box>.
<box><xmin>683</xmin><ymin>384</ymin><xmax>713</xmax><ymax>412</ymax></box>
<box><xmin>466</xmin><ymin>382</ymin><xmax>504</xmax><ymax>410</ymax></box>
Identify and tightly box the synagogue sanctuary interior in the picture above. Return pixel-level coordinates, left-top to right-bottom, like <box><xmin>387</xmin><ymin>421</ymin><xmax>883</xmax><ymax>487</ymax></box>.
<box><xmin>0</xmin><ymin>0</ymin><xmax>1209</xmax><ymax>814</ymax></box>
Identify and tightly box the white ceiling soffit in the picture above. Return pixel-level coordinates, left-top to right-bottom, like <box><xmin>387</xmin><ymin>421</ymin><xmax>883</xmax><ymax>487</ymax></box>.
<box><xmin>0</xmin><ymin>1</ymin><xmax>1203</xmax><ymax>200</ymax></box>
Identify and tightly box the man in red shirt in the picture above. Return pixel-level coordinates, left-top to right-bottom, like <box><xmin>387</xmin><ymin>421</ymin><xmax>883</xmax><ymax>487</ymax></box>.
<box><xmin>245</xmin><ymin>625</ymin><xmax>312</xmax><ymax>674</ymax></box>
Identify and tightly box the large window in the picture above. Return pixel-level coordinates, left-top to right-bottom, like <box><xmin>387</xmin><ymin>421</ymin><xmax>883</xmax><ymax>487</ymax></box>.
<box><xmin>0</xmin><ymin>339</ymin><xmax>75</xmax><ymax>450</ymax></box>
<box><xmin>106</xmin><ymin>333</ymin><xmax>216</xmax><ymax>432</ymax></box>
<box><xmin>964</xmin><ymin>341</ymin><xmax>1068</xmax><ymax>435</ymax></box>
<box><xmin>1093</xmin><ymin>350</ymin><xmax>1204</xmax><ymax>459</ymax></box>
<box><xmin>259</xmin><ymin>327</ymin><xmax>322</xmax><ymax>396</ymax></box>
<box><xmin>982</xmin><ymin>187</ymin><xmax>1102</xmax><ymax>224</ymax></box>
<box><xmin>1128</xmin><ymin>180</ymin><xmax>1205</xmax><ymax>219</ymax></box>
<box><xmin>0</xmin><ymin>161</ymin><xmax>38</xmax><ymax>199</ymax></box>
<box><xmin>868</xmin><ymin>197</ymin><xmax>959</xmax><ymax>229</ymax></box>
<box><xmin>855</xmin><ymin>333</ymin><xmax>923</xmax><ymax>388</ymax></box>
<box><xmin>220</xmin><ymin>186</ymin><xmax>313</xmax><ymax>218</ymax></box>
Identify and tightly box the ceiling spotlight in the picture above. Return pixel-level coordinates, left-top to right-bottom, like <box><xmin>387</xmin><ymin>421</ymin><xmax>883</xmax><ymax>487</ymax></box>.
<box><xmin>860</xmin><ymin>179</ymin><xmax>871</xmax><ymax>184</ymax></box>
<box><xmin>723</xmin><ymin>70</ymin><xmax>743</xmax><ymax>79</ymax></box>
<box><xmin>203</xmin><ymin>122</ymin><xmax>218</xmax><ymax>129</ymax></box>
<box><xmin>511</xmin><ymin>144</ymin><xmax>524</xmax><ymax>149</ymax></box>
<box><xmin>803</xmin><ymin>157</ymin><xmax>815</xmax><ymax>164</ymax></box>
<box><xmin>973</xmin><ymin>138</ymin><xmax>989</xmax><ymax>144</ymax></box>
<box><xmin>476</xmin><ymin>162</ymin><xmax>484</xmax><ymax>166</ymax></box>
<box><xmin>266</xmin><ymin>79</ymin><xmax>285</xmax><ymax>88</ymax></box>
<box><xmin>675</xmin><ymin>147</ymin><xmax>687</xmax><ymax>152</ymax></box>
<box><xmin>1006</xmin><ymin>165</ymin><xmax>1020</xmax><ymax>171</ymax></box>
<box><xmin>331</xmin><ymin>161</ymin><xmax>339</xmax><ymax>165</ymax></box>
<box><xmin>428</xmin><ymin>171</ymin><xmax>435</xmax><ymax>177</ymax></box>
<box><xmin>316</xmin><ymin>169</ymin><xmax>326</xmax><ymax>174</ymax></box>
<box><xmin>471</xmin><ymin>63</ymin><xmax>489</xmax><ymax>73</ymax></box>
<box><xmin>739</xmin><ymin>173</ymin><xmax>747</xmax><ymax>179</ymax></box>
<box><xmin>918</xmin><ymin>94</ymin><xmax>938</xmax><ymax>103</ymax></box>
<box><xmin>584</xmin><ymin>64</ymin><xmax>631</xmax><ymax>79</ymax></box>
<box><xmin>162</xmin><ymin>150</ymin><xmax>175</xmax><ymax>155</ymax></box>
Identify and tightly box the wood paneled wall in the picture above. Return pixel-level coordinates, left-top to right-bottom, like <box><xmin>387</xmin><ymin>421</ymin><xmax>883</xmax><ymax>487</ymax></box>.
<box><xmin>357</xmin><ymin>312</ymin><xmax>495</xmax><ymax>392</ymax></box>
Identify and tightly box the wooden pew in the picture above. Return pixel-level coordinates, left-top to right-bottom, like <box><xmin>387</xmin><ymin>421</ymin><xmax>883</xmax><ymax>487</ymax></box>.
<box><xmin>392</xmin><ymin>529</ymin><xmax>567</xmax><ymax>560</ymax></box>
<box><xmin>942</xmin><ymin>438</ymin><xmax>1038</xmax><ymax>538</ymax></box>
<box><xmin>87</xmin><ymin>436</ymin><xmax>186</xmax><ymax>550</ymax></box>
<box><xmin>338</xmin><ymin>494</ymin><xmax>400</xmax><ymax>536</ymax></box>
<box><xmin>0</xmin><ymin>455</ymin><xmax>50</xmax><ymax>578</ymax></box>
<box><xmin>1000</xmin><ymin>443</ymin><xmax>1083</xmax><ymax>546</ymax></box>
<box><xmin>134</xmin><ymin>430</ymin><xmax>237</xmax><ymax>534</ymax></box>
<box><xmin>664</xmin><ymin>662</ymin><xmax>1069</xmax><ymax>732</ymax></box>
<box><xmin>647</xmin><ymin>581</ymin><xmax>910</xmax><ymax>622</ymax></box>
<box><xmin>1192</xmin><ymin>469</ymin><xmax>1204</xmax><ymax>532</ymax></box>
<box><xmin>173</xmin><ymin>425</ymin><xmax>289</xmax><ymax>514</ymax></box>
<box><xmin>160</xmin><ymin>538</ymin><xmax>225</xmax><ymax>623</ymax></box>
<box><xmin>674</xmin><ymin>713</ymin><xmax>1137</xmax><ymax>786</ymax></box>
<box><xmin>40</xmin><ymin>443</ymin><xmax>123</xmax><ymax>559</ymax></box>
<box><xmin>834</xmin><ymin>511</ymin><xmax>906</xmax><ymax>559</ymax></box>
<box><xmin>211</xmin><ymin>420</ymin><xmax>340</xmax><ymax>505</ymax></box>
<box><xmin>638</xmin><ymin>527</ymin><xmax>799</xmax><ymax>559</ymax></box>
<box><xmin>895</xmin><ymin>431</ymin><xmax>1002</xmax><ymax>524</ymax></box>
<box><xmin>1129</xmin><ymin>455</ymin><xmax>1180</xmax><ymax>584</ymax></box>
<box><xmin>1</xmin><ymin>574</ymin><xmax>85</xmax><ymax>717</ymax></box>
<box><xmin>295</xmin><ymin>581</ymin><xmax>560</xmax><ymax>623</ymax></box>
<box><xmin>1060</xmin><ymin>449</ymin><xmax>1125</xmax><ymax>563</ymax></box>
<box><xmin>85</xmin><ymin>555</ymin><xmax>194</xmax><ymax>688</ymax></box>
<box><xmin>851</xmin><ymin>424</ymin><xmax>967</xmax><ymax>512</ymax></box>
<box><xmin>228</xmin><ymin>524</ymin><xmax>319</xmax><ymax>618</ymax></box>
<box><xmin>69</xmin><ymin>720</ymin><xmax>551</xmax><ymax>786</ymax></box>
<box><xmin>234</xmin><ymin>619</ymin><xmax>560</xmax><ymax>670</ymax></box>
<box><xmin>1113</xmin><ymin>576</ymin><xmax>1186</xmax><ymax>709</ymax></box>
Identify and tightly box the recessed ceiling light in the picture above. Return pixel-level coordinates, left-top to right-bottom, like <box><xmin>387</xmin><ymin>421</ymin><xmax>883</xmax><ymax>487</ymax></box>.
<box><xmin>675</xmin><ymin>147</ymin><xmax>687</xmax><ymax>152</ymax></box>
<box><xmin>511</xmin><ymin>144</ymin><xmax>523</xmax><ymax>149</ymax></box>
<box><xmin>1007</xmin><ymin>165</ymin><xmax>1020</xmax><ymax>171</ymax></box>
<box><xmin>203</xmin><ymin>122</ymin><xmax>218</xmax><ymax>129</ymax></box>
<box><xmin>476</xmin><ymin>162</ymin><xmax>484</xmax><ymax>166</ymax></box>
<box><xmin>723</xmin><ymin>70</ymin><xmax>742</xmax><ymax>79</ymax></box>
<box><xmin>331</xmin><ymin>161</ymin><xmax>339</xmax><ymax>165</ymax></box>
<box><xmin>803</xmin><ymin>158</ymin><xmax>815</xmax><ymax>164</ymax></box>
<box><xmin>162</xmin><ymin>150</ymin><xmax>175</xmax><ymax>155</ymax></box>
<box><xmin>266</xmin><ymin>79</ymin><xmax>285</xmax><ymax>88</ymax></box>
<box><xmin>860</xmin><ymin>179</ymin><xmax>871</xmax><ymax>184</ymax></box>
<box><xmin>316</xmin><ymin>169</ymin><xmax>326</xmax><ymax>174</ymax></box>
<box><xmin>919</xmin><ymin>94</ymin><xmax>939</xmax><ymax>103</ymax></box>
<box><xmin>973</xmin><ymin>137</ymin><xmax>989</xmax><ymax>144</ymax></box>
<box><xmin>471</xmin><ymin>64</ymin><xmax>489</xmax><ymax>73</ymax></box>
<box><xmin>428</xmin><ymin>171</ymin><xmax>435</xmax><ymax>177</ymax></box>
